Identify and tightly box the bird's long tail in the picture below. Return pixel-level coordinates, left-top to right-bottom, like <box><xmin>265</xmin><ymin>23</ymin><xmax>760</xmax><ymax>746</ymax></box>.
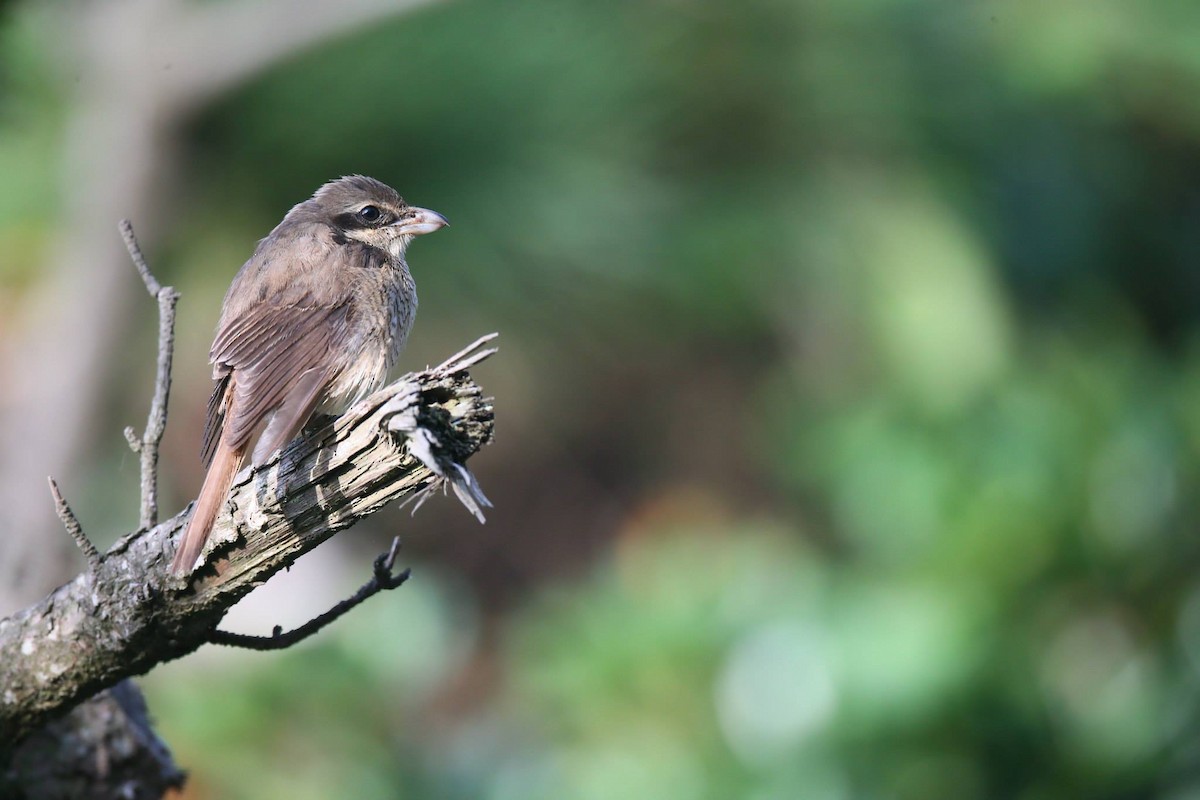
<box><xmin>172</xmin><ymin>438</ymin><xmax>245</xmax><ymax>576</ymax></box>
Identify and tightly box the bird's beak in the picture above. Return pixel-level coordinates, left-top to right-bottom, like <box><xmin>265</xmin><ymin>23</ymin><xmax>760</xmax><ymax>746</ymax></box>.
<box><xmin>394</xmin><ymin>207</ymin><xmax>449</xmax><ymax>236</ymax></box>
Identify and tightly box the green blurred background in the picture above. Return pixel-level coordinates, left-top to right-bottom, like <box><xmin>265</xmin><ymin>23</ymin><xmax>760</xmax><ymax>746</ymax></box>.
<box><xmin>4</xmin><ymin>0</ymin><xmax>1200</xmax><ymax>797</ymax></box>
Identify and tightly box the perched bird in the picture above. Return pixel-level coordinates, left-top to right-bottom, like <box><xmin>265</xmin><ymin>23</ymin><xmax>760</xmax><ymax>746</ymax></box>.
<box><xmin>171</xmin><ymin>175</ymin><xmax>447</xmax><ymax>576</ymax></box>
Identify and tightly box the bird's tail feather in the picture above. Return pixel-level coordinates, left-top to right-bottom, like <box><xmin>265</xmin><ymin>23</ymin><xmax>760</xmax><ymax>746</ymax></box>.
<box><xmin>172</xmin><ymin>439</ymin><xmax>245</xmax><ymax>576</ymax></box>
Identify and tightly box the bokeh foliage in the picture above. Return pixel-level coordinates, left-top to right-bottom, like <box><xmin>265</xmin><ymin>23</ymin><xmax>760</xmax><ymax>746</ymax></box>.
<box><xmin>5</xmin><ymin>0</ymin><xmax>1200</xmax><ymax>797</ymax></box>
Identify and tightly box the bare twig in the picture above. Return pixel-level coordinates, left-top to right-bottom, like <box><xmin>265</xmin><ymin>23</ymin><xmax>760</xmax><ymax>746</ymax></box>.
<box><xmin>434</xmin><ymin>331</ymin><xmax>499</xmax><ymax>373</ymax></box>
<box><xmin>119</xmin><ymin>220</ymin><xmax>161</xmax><ymax>297</ymax></box>
<box><xmin>120</xmin><ymin>220</ymin><xmax>179</xmax><ymax>531</ymax></box>
<box><xmin>209</xmin><ymin>538</ymin><xmax>410</xmax><ymax>651</ymax></box>
<box><xmin>47</xmin><ymin>477</ymin><xmax>101</xmax><ymax>577</ymax></box>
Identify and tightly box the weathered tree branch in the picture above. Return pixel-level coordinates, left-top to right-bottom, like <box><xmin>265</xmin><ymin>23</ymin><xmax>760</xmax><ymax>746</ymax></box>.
<box><xmin>0</xmin><ymin>344</ymin><xmax>496</xmax><ymax>756</ymax></box>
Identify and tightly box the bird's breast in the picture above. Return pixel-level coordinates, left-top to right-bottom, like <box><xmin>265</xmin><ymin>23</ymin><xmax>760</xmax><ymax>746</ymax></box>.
<box><xmin>321</xmin><ymin>264</ymin><xmax>417</xmax><ymax>413</ymax></box>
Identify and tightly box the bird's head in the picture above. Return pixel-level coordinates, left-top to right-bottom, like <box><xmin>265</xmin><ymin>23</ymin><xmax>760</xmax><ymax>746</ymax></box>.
<box><xmin>306</xmin><ymin>175</ymin><xmax>448</xmax><ymax>259</ymax></box>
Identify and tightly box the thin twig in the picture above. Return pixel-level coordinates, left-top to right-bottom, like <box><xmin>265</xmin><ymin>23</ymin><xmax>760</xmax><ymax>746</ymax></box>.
<box><xmin>434</xmin><ymin>331</ymin><xmax>499</xmax><ymax>373</ymax></box>
<box><xmin>119</xmin><ymin>219</ymin><xmax>160</xmax><ymax>297</ymax></box>
<box><xmin>209</xmin><ymin>537</ymin><xmax>411</xmax><ymax>651</ymax></box>
<box><xmin>120</xmin><ymin>220</ymin><xmax>179</xmax><ymax>530</ymax></box>
<box><xmin>48</xmin><ymin>477</ymin><xmax>101</xmax><ymax>576</ymax></box>
<box><xmin>140</xmin><ymin>285</ymin><xmax>178</xmax><ymax>528</ymax></box>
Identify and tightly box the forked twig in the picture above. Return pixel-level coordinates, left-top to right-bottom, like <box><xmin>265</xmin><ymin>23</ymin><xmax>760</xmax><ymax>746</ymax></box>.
<box><xmin>434</xmin><ymin>331</ymin><xmax>498</xmax><ymax>374</ymax></box>
<box><xmin>119</xmin><ymin>220</ymin><xmax>179</xmax><ymax>530</ymax></box>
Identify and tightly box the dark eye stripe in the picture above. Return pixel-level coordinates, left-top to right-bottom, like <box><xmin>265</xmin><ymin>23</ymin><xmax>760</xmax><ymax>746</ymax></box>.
<box><xmin>334</xmin><ymin>207</ymin><xmax>391</xmax><ymax>230</ymax></box>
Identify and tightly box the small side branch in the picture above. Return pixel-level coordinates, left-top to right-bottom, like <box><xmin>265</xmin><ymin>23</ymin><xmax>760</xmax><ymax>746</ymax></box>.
<box><xmin>48</xmin><ymin>477</ymin><xmax>101</xmax><ymax>577</ymax></box>
<box><xmin>434</xmin><ymin>331</ymin><xmax>499</xmax><ymax>373</ymax></box>
<box><xmin>120</xmin><ymin>220</ymin><xmax>179</xmax><ymax>531</ymax></box>
<box><xmin>120</xmin><ymin>219</ymin><xmax>160</xmax><ymax>297</ymax></box>
<box><xmin>209</xmin><ymin>538</ymin><xmax>411</xmax><ymax>651</ymax></box>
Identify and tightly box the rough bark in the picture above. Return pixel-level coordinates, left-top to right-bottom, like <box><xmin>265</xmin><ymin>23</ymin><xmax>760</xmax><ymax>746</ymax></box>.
<box><xmin>0</xmin><ymin>352</ymin><xmax>495</xmax><ymax>759</ymax></box>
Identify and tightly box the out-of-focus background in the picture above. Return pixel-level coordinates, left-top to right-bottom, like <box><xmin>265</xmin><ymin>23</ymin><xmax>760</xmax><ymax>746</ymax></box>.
<box><xmin>3</xmin><ymin>0</ymin><xmax>1200</xmax><ymax>797</ymax></box>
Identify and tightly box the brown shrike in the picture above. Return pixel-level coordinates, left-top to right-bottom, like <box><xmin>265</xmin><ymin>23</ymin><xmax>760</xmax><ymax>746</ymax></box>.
<box><xmin>171</xmin><ymin>175</ymin><xmax>446</xmax><ymax>576</ymax></box>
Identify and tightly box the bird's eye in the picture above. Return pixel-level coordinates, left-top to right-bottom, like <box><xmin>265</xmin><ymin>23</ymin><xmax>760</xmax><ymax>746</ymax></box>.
<box><xmin>358</xmin><ymin>205</ymin><xmax>382</xmax><ymax>223</ymax></box>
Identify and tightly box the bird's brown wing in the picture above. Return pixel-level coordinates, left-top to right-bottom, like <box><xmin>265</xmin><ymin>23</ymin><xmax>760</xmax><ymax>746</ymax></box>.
<box><xmin>201</xmin><ymin>300</ymin><xmax>352</xmax><ymax>465</ymax></box>
<box><xmin>200</xmin><ymin>372</ymin><xmax>231</xmax><ymax>467</ymax></box>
